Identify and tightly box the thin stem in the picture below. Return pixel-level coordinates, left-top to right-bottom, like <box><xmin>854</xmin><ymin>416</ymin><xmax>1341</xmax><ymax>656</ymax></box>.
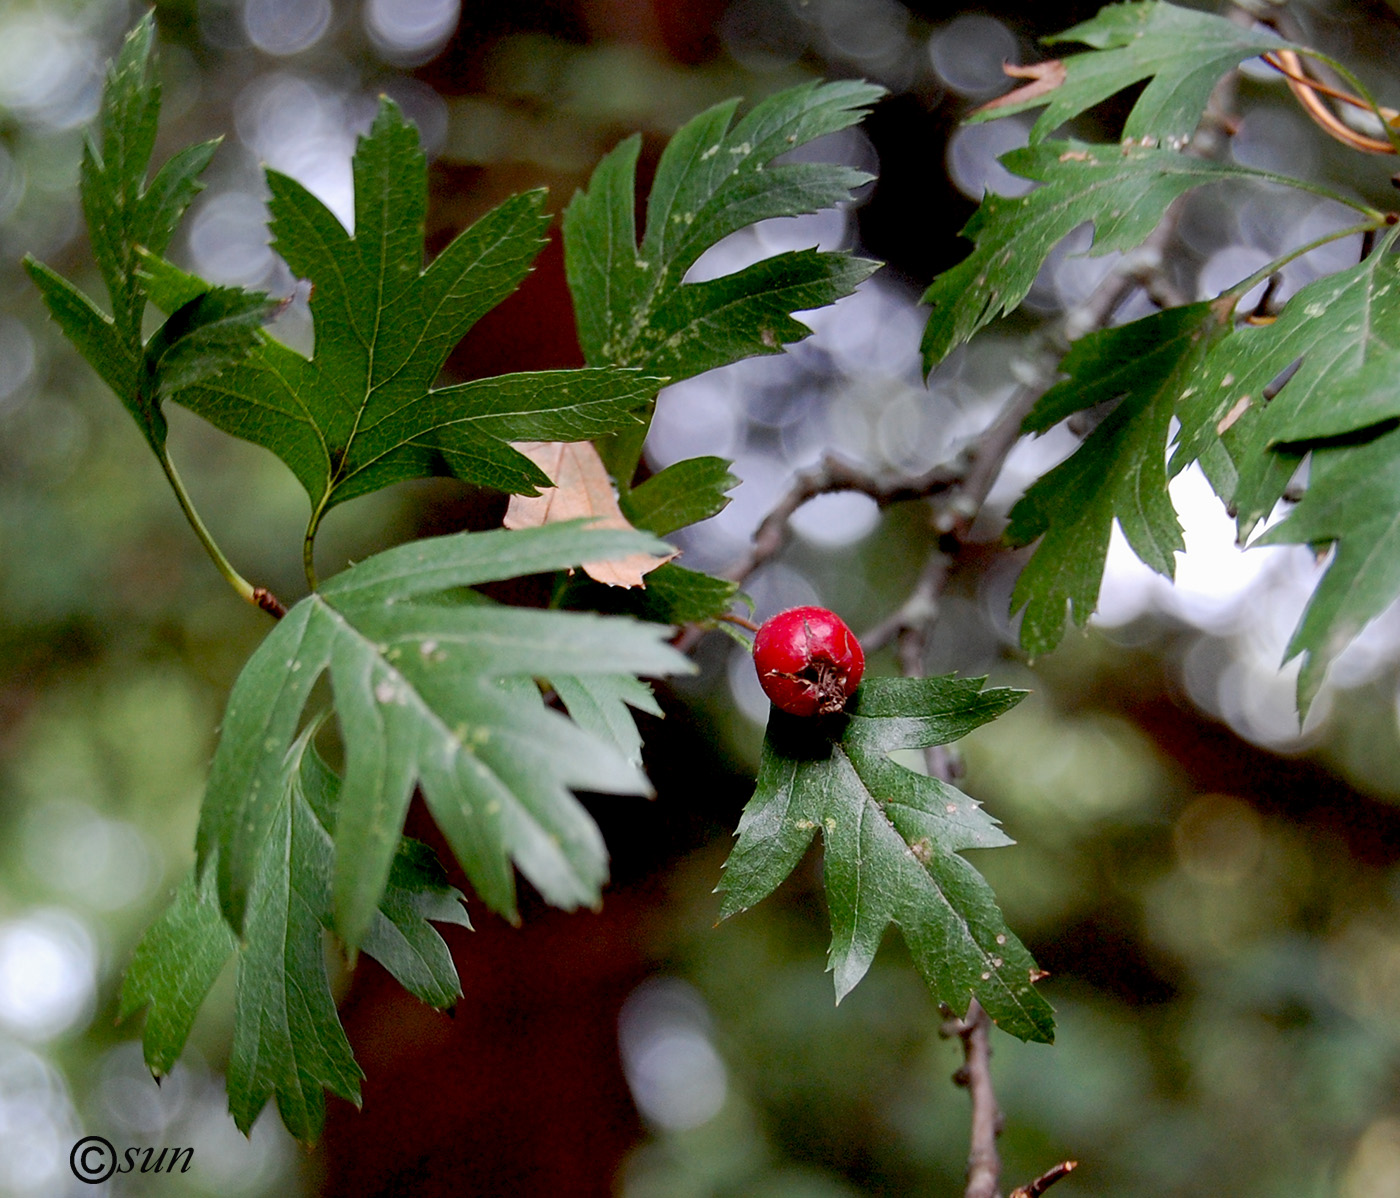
<box><xmin>720</xmin><ymin>612</ymin><xmax>761</xmax><ymax>634</ymax></box>
<box><xmin>158</xmin><ymin>449</ymin><xmax>285</xmax><ymax>617</ymax></box>
<box><xmin>1225</xmin><ymin>220</ymin><xmax>1382</xmax><ymax>303</ymax></box>
<box><xmin>303</xmin><ymin>493</ymin><xmax>330</xmax><ymax>592</ymax></box>
<box><xmin>303</xmin><ymin>525</ymin><xmax>320</xmax><ymax>593</ymax></box>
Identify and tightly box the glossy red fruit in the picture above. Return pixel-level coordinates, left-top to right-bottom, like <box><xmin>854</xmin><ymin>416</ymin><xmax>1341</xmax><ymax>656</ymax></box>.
<box><xmin>752</xmin><ymin>606</ymin><xmax>865</xmax><ymax>717</ymax></box>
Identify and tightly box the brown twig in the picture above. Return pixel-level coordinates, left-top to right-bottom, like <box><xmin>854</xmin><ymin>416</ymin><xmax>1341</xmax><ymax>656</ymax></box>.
<box><xmin>941</xmin><ymin>1003</ymin><xmax>1079</xmax><ymax>1198</ymax></box>
<box><xmin>942</xmin><ymin>999</ymin><xmax>1004</xmax><ymax>1198</ymax></box>
<box><xmin>860</xmin><ymin>550</ymin><xmax>961</xmax><ymax>780</ymax></box>
<box><xmin>1009</xmin><ymin>1161</ymin><xmax>1079</xmax><ymax>1198</ymax></box>
<box><xmin>861</xmin><ymin>552</ymin><xmax>949</xmax><ymax>658</ymax></box>
<box><xmin>723</xmin><ymin>454</ymin><xmax>964</xmax><ymax>585</ymax></box>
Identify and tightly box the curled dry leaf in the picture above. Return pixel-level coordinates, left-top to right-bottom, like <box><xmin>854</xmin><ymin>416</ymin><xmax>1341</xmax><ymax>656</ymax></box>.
<box><xmin>503</xmin><ymin>442</ymin><xmax>677</xmax><ymax>587</ymax></box>
<box><xmin>972</xmin><ymin>60</ymin><xmax>1069</xmax><ymax>117</ymax></box>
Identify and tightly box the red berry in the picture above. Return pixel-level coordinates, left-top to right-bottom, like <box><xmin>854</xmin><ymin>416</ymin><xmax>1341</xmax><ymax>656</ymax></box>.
<box><xmin>752</xmin><ymin>606</ymin><xmax>865</xmax><ymax>717</ymax></box>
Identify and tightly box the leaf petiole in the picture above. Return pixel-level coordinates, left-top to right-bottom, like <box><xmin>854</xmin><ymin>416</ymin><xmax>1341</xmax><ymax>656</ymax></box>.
<box><xmin>1223</xmin><ymin>220</ymin><xmax>1386</xmax><ymax>307</ymax></box>
<box><xmin>158</xmin><ymin>447</ymin><xmax>284</xmax><ymax>617</ymax></box>
<box><xmin>719</xmin><ymin>611</ymin><xmax>761</xmax><ymax>634</ymax></box>
<box><xmin>303</xmin><ymin>517</ymin><xmax>322</xmax><ymax>593</ymax></box>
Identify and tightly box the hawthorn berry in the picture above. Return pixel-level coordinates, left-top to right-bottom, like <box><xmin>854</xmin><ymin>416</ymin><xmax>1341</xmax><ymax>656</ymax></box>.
<box><xmin>752</xmin><ymin>605</ymin><xmax>865</xmax><ymax>717</ymax></box>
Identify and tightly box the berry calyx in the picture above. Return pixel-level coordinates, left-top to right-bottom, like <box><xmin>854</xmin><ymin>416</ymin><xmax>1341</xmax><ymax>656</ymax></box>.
<box><xmin>752</xmin><ymin>606</ymin><xmax>865</xmax><ymax>717</ymax></box>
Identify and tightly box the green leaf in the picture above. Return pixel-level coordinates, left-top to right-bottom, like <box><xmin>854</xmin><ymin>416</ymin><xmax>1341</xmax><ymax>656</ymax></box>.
<box><xmin>565</xmin><ymin>79</ymin><xmax>882</xmax><ymax>377</ymax></box>
<box><xmin>552</xmin><ymin>674</ymin><xmax>662</xmax><ymax>770</ymax></box>
<box><xmin>575</xmin><ymin>561</ymin><xmax>740</xmax><ymax>627</ymax></box>
<box><xmin>119</xmin><ymin>866</ymin><xmax>237</xmax><ymax>1079</ymax></box>
<box><xmin>137</xmin><ymin>248</ymin><xmax>239</xmax><ymax>314</ymax></box>
<box><xmin>620</xmin><ymin>456</ymin><xmax>739</xmax><ymax>535</ymax></box>
<box><xmin>1255</xmin><ymin>428</ymin><xmax>1400</xmax><ymax>712</ymax></box>
<box><xmin>295</xmin><ymin>741</ymin><xmax>470</xmax><ymax>1009</ymax></box>
<box><xmin>228</xmin><ymin>729</ymin><xmax>363</xmax><ymax>1142</ymax></box>
<box><xmin>1175</xmin><ymin>251</ymin><xmax>1400</xmax><ymax>535</ymax></box>
<box><xmin>169</xmin><ymin>99</ymin><xmax>661</xmax><ymax>523</ymax></box>
<box><xmin>122</xmin><ymin>734</ymin><xmax>469</xmax><ymax>1140</ymax></box>
<box><xmin>718</xmin><ymin>677</ymin><xmax>1052</xmax><ymax>1042</ymax></box>
<box><xmin>144</xmin><ymin>286</ymin><xmax>277</xmax><ymax>398</ymax></box>
<box><xmin>564</xmin><ymin>80</ymin><xmax>882</xmax><ymax>479</ymax></box>
<box><xmin>635</xmin><ymin>564</ymin><xmax>740</xmax><ymax>624</ymax></box>
<box><xmin>365</xmin><ymin>840</ymin><xmax>472</xmax><ymax>1009</ymax></box>
<box><xmin>626</xmin><ymin>249</ymin><xmax>878</xmax><ymax>384</ymax></box>
<box><xmin>412</xmin><ymin>370</ymin><xmax>662</xmax><ymax>497</ymax></box>
<box><xmin>1007</xmin><ymin>304</ymin><xmax>1227</xmax><ymax>656</ymax></box>
<box><xmin>79</xmin><ymin>11</ymin><xmax>220</xmax><ymax>335</ymax></box>
<box><xmin>23</xmin><ymin>15</ymin><xmax>231</xmax><ymax>454</ymax></box>
<box><xmin>81</xmin><ymin>13</ymin><xmax>160</xmax><ymax>330</ymax></box>
<box><xmin>196</xmin><ymin>524</ymin><xmax>694</xmax><ymax>952</ymax></box>
<box><xmin>557</xmin><ymin>560</ymin><xmax>742</xmax><ymax>639</ymax></box>
<box><xmin>135</xmin><ymin>139</ymin><xmax>223</xmax><ymax>259</ymax></box>
<box><xmin>921</xmin><ymin>142</ymin><xmax>1258</xmax><ymax>369</ymax></box>
<box><xmin>972</xmin><ymin>2</ymin><xmax>1290</xmax><ymax>147</ymax></box>
<box><xmin>122</xmin><ymin>728</ymin><xmax>360</xmax><ymax>1145</ymax></box>
<box><xmin>23</xmin><ymin>258</ymin><xmax>134</xmax><ymax>400</ymax></box>
<box><xmin>25</xmin><ymin>256</ymin><xmax>270</xmax><ymax>454</ymax></box>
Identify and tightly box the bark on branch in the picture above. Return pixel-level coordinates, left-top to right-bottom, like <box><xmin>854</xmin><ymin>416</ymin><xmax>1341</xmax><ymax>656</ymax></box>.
<box><xmin>942</xmin><ymin>999</ymin><xmax>1004</xmax><ymax>1198</ymax></box>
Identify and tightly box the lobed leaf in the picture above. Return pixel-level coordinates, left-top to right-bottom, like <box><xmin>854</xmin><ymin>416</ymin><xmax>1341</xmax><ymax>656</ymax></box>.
<box><xmin>227</xmin><ymin>731</ymin><xmax>363</xmax><ymax>1142</ymax></box>
<box><xmin>564</xmin><ymin>80</ymin><xmax>882</xmax><ymax>481</ymax></box>
<box><xmin>718</xmin><ymin>676</ymin><xmax>1052</xmax><ymax>1042</ymax></box>
<box><xmin>23</xmin><ymin>259</ymin><xmax>133</xmax><ymax>401</ymax></box>
<box><xmin>121</xmin><ymin>733</ymin><xmax>468</xmax><ymax>1143</ymax></box>
<box><xmin>576</xmin><ymin>561</ymin><xmax>741</xmax><ymax>627</ymax></box>
<box><xmin>921</xmin><ymin>142</ymin><xmax>1267</xmax><ymax>369</ymax></box>
<box><xmin>1255</xmin><ymin>430</ymin><xmax>1400</xmax><ymax>713</ymax></box>
<box><xmin>143</xmin><ymin>287</ymin><xmax>278</xmax><ymax>399</ymax></box>
<box><xmin>971</xmin><ymin>2</ymin><xmax>1290</xmax><ymax>148</ymax></box>
<box><xmin>167</xmin><ymin>100</ymin><xmax>661</xmax><ymax>531</ymax></box>
<box><xmin>119</xmin><ymin>866</ymin><xmax>236</xmax><ymax>1080</ymax></box>
<box><xmin>196</xmin><ymin>524</ymin><xmax>693</xmax><ymax>952</ymax></box>
<box><xmin>23</xmin><ymin>15</ymin><xmax>242</xmax><ymax>455</ymax></box>
<box><xmin>552</xmin><ymin>674</ymin><xmax>663</xmax><ymax>770</ymax></box>
<box><xmin>1007</xmin><ymin>304</ymin><xmax>1228</xmax><ymax>656</ymax></box>
<box><xmin>297</xmin><ymin>741</ymin><xmax>472</xmax><ymax>1009</ymax></box>
<box><xmin>1175</xmin><ymin>249</ymin><xmax>1400</xmax><ymax>536</ymax></box>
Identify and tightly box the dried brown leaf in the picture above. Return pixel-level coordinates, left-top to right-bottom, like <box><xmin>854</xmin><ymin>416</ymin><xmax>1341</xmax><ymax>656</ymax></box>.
<box><xmin>503</xmin><ymin>442</ymin><xmax>676</xmax><ymax>588</ymax></box>
<box><xmin>972</xmin><ymin>60</ymin><xmax>1069</xmax><ymax>117</ymax></box>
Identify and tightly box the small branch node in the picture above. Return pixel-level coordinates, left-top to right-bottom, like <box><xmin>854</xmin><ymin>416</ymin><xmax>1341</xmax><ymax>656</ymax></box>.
<box><xmin>1009</xmin><ymin>1160</ymin><xmax>1079</xmax><ymax>1198</ymax></box>
<box><xmin>252</xmin><ymin>587</ymin><xmax>287</xmax><ymax>620</ymax></box>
